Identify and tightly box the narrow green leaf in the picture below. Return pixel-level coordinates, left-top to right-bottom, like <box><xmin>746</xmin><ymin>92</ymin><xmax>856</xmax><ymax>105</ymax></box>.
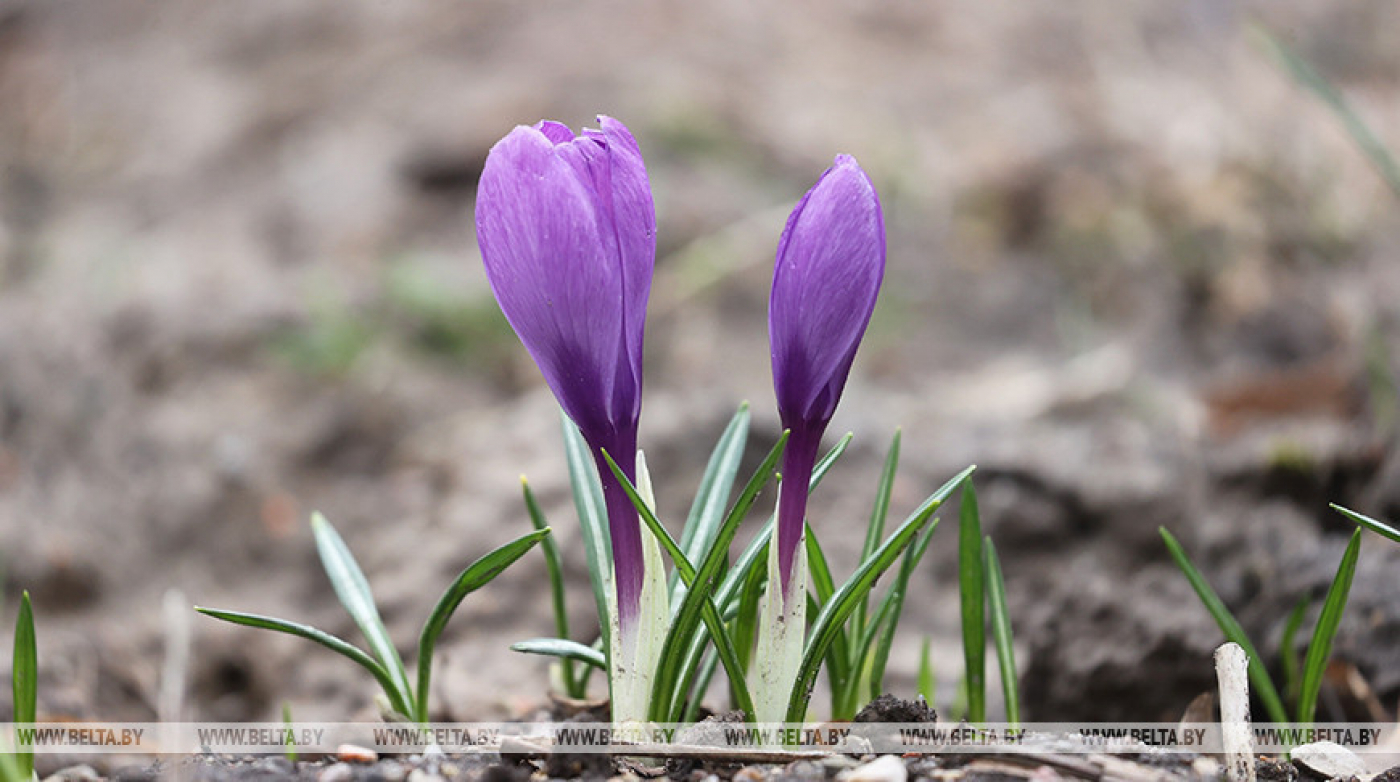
<box><xmin>812</xmin><ymin>433</ymin><xmax>853</xmax><ymax>490</ymax></box>
<box><xmin>12</xmin><ymin>591</ymin><xmax>36</xmax><ymax>780</ymax></box>
<box><xmin>1297</xmin><ymin>529</ymin><xmax>1362</xmax><ymax>724</ymax></box>
<box><xmin>650</xmin><ymin>431</ymin><xmax>788</xmax><ymax>722</ymax></box>
<box><xmin>843</xmin><ymin>590</ymin><xmax>897</xmax><ymax>716</ymax></box>
<box><xmin>1331</xmin><ymin>504</ymin><xmax>1400</xmax><ymax>545</ymax></box>
<box><xmin>522</xmin><ymin>478</ymin><xmax>582</xmax><ymax>698</ymax></box>
<box><xmin>676</xmin><ymin>404</ymin><xmax>751</xmax><ymax>596</ymax></box>
<box><xmin>958</xmin><ymin>479</ymin><xmax>986</xmax><ymax>723</ymax></box>
<box><xmin>310</xmin><ymin>513</ymin><xmax>413</xmax><ymax>712</ymax></box>
<box><xmin>1159</xmin><ymin>527</ymin><xmax>1288</xmax><ymax>723</ymax></box>
<box><xmin>868</xmin><ymin>519</ymin><xmax>939</xmax><ymax>701</ymax></box>
<box><xmin>786</xmin><ymin>465</ymin><xmax>973</xmax><ymax>723</ymax></box>
<box><xmin>684</xmin><ymin>648</ymin><xmax>722</xmax><ymax>724</ymax></box>
<box><xmin>917</xmin><ymin>636</ymin><xmax>936</xmax><ymax>705</ymax></box>
<box><xmin>511</xmin><ymin>638</ymin><xmax>608</xmax><ymax>670</ymax></box>
<box><xmin>282</xmin><ymin>702</ymin><xmax>297</xmax><ymax>762</ymax></box>
<box><xmin>600</xmin><ymin>449</ymin><xmax>756</xmax><ymax>721</ymax></box>
<box><xmin>804</xmin><ymin>524</ymin><xmax>850</xmax><ymax>697</ymax></box>
<box><xmin>855</xmin><ymin>431</ymin><xmax>901</xmax><ymax>638</ymax></box>
<box><xmin>1254</xmin><ymin>26</ymin><xmax>1400</xmax><ymax>199</ymax></box>
<box><xmin>196</xmin><ymin>607</ymin><xmax>412</xmax><ymax>718</ymax></box>
<box><xmin>983</xmin><ymin>538</ymin><xmax>1020</xmax><ymax>727</ymax></box>
<box><xmin>415</xmin><ymin>528</ymin><xmax>549</xmax><ymax>722</ymax></box>
<box><xmin>1280</xmin><ymin>593</ymin><xmax>1309</xmax><ymax>705</ymax></box>
<box><xmin>561</xmin><ymin>414</ymin><xmax>614</xmax><ymax>663</ymax></box>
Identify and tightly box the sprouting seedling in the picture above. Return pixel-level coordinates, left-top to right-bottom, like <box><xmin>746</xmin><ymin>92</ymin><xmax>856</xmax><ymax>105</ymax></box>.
<box><xmin>7</xmin><ymin>591</ymin><xmax>36</xmax><ymax>782</ymax></box>
<box><xmin>1161</xmin><ymin>524</ymin><xmax>1362</xmax><ymax>725</ymax></box>
<box><xmin>198</xmin><ymin>513</ymin><xmax>547</xmax><ymax>724</ymax></box>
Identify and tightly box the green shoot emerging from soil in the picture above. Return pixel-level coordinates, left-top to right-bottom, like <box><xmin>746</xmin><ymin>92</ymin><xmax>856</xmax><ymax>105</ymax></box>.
<box><xmin>6</xmin><ymin>591</ymin><xmax>36</xmax><ymax>782</ymax></box>
<box><xmin>1161</xmin><ymin>525</ymin><xmax>1361</xmax><ymax>725</ymax></box>
<box><xmin>198</xmin><ymin>513</ymin><xmax>547</xmax><ymax>724</ymax></box>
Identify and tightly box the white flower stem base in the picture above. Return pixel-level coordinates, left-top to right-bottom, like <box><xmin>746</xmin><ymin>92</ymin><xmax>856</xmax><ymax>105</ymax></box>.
<box><xmin>751</xmin><ymin>521</ymin><xmax>807</xmax><ymax>725</ymax></box>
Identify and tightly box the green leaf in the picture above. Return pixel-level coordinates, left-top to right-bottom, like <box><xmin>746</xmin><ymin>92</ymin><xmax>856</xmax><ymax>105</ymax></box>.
<box><xmin>282</xmin><ymin>702</ymin><xmax>297</xmax><ymax>762</ymax></box>
<box><xmin>511</xmin><ymin>638</ymin><xmax>608</xmax><ymax>670</ymax></box>
<box><xmin>12</xmin><ymin>591</ymin><xmax>36</xmax><ymax>780</ymax></box>
<box><xmin>1159</xmin><ymin>527</ymin><xmax>1288</xmax><ymax>723</ymax></box>
<box><xmin>522</xmin><ymin>478</ymin><xmax>582</xmax><ymax>698</ymax></box>
<box><xmin>196</xmin><ymin>607</ymin><xmax>413</xmax><ymax>718</ymax></box>
<box><xmin>786</xmin><ymin>465</ymin><xmax>973</xmax><ymax>723</ymax></box>
<box><xmin>310</xmin><ymin>513</ymin><xmax>414</xmax><ymax>713</ymax></box>
<box><xmin>983</xmin><ymin>538</ymin><xmax>1020</xmax><ymax>727</ymax></box>
<box><xmin>804</xmin><ymin>524</ymin><xmax>850</xmax><ymax>701</ymax></box>
<box><xmin>917</xmin><ymin>636</ymin><xmax>936</xmax><ymax>705</ymax></box>
<box><xmin>1253</xmin><ymin>26</ymin><xmax>1400</xmax><ymax>199</ymax></box>
<box><xmin>676</xmin><ymin>404</ymin><xmax>751</xmax><ymax>597</ymax></box>
<box><xmin>867</xmin><ymin>518</ymin><xmax>939</xmax><ymax>701</ymax></box>
<box><xmin>1331</xmin><ymin>504</ymin><xmax>1400</xmax><ymax>545</ymax></box>
<box><xmin>599</xmin><ymin>449</ymin><xmax>756</xmax><ymax>721</ymax></box>
<box><xmin>650</xmin><ymin>431</ymin><xmax>788</xmax><ymax>722</ymax></box>
<box><xmin>1297</xmin><ymin>529</ymin><xmax>1362</xmax><ymax>724</ymax></box>
<box><xmin>561</xmin><ymin>415</ymin><xmax>614</xmax><ymax>662</ymax></box>
<box><xmin>855</xmin><ymin>431</ymin><xmax>901</xmax><ymax>639</ymax></box>
<box><xmin>415</xmin><ymin>527</ymin><xmax>549</xmax><ymax>722</ymax></box>
<box><xmin>1280</xmin><ymin>593</ymin><xmax>1309</xmax><ymax>705</ymax></box>
<box><xmin>958</xmin><ymin>479</ymin><xmax>985</xmax><ymax>723</ymax></box>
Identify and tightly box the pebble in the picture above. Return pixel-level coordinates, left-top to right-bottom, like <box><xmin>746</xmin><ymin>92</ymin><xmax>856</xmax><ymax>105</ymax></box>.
<box><xmin>841</xmin><ymin>755</ymin><xmax>908</xmax><ymax>782</ymax></box>
<box><xmin>821</xmin><ymin>755</ymin><xmax>861</xmax><ymax>772</ymax></box>
<box><xmin>408</xmin><ymin>770</ymin><xmax>447</xmax><ymax>782</ymax></box>
<box><xmin>1292</xmin><ymin>741</ymin><xmax>1370</xmax><ymax>780</ymax></box>
<box><xmin>319</xmin><ymin>763</ymin><xmax>356</xmax><ymax>782</ymax></box>
<box><xmin>337</xmin><ymin>743</ymin><xmax>380</xmax><ymax>763</ymax></box>
<box><xmin>734</xmin><ymin>766</ymin><xmax>768</xmax><ymax>782</ymax></box>
<box><xmin>41</xmin><ymin>766</ymin><xmax>102</xmax><ymax>782</ymax></box>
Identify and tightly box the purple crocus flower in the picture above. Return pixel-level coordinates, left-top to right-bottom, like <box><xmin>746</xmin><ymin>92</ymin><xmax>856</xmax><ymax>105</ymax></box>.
<box><xmin>475</xmin><ymin>116</ymin><xmax>655</xmax><ymax>626</ymax></box>
<box><xmin>769</xmin><ymin>154</ymin><xmax>885</xmax><ymax>597</ymax></box>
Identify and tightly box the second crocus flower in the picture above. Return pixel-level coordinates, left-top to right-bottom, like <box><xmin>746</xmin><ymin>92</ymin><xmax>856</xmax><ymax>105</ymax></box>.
<box><xmin>755</xmin><ymin>154</ymin><xmax>885</xmax><ymax>722</ymax></box>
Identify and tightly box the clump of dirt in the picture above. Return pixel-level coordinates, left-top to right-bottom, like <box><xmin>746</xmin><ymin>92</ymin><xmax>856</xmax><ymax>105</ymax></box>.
<box><xmin>854</xmin><ymin>694</ymin><xmax>937</xmax><ymax>724</ymax></box>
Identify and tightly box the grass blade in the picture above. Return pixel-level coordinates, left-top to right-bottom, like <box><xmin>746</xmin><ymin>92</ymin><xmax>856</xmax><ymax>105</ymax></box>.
<box><xmin>1280</xmin><ymin>593</ymin><xmax>1309</xmax><ymax>705</ymax></box>
<box><xmin>1254</xmin><ymin>26</ymin><xmax>1400</xmax><ymax>199</ymax></box>
<box><xmin>983</xmin><ymin>538</ymin><xmax>1020</xmax><ymax>726</ymax></box>
<box><xmin>804</xmin><ymin>524</ymin><xmax>850</xmax><ymax>701</ymax></box>
<box><xmin>650</xmin><ymin>432</ymin><xmax>788</xmax><ymax>721</ymax></box>
<box><xmin>12</xmin><ymin>591</ymin><xmax>35</xmax><ymax>780</ymax></box>
<box><xmin>855</xmin><ymin>431</ymin><xmax>901</xmax><ymax>639</ymax></box>
<box><xmin>958</xmin><ymin>479</ymin><xmax>985</xmax><ymax>723</ymax></box>
<box><xmin>416</xmin><ymin>528</ymin><xmax>549</xmax><ymax>721</ymax></box>
<box><xmin>511</xmin><ymin>638</ymin><xmax>608</xmax><ymax>670</ymax></box>
<box><xmin>917</xmin><ymin>636</ymin><xmax>936</xmax><ymax>705</ymax></box>
<box><xmin>786</xmin><ymin>465</ymin><xmax>973</xmax><ymax>723</ymax></box>
<box><xmin>600</xmin><ymin>449</ymin><xmax>757</xmax><ymax>721</ymax></box>
<box><xmin>561</xmin><ymin>414</ymin><xmax>614</xmax><ymax>661</ymax></box>
<box><xmin>310</xmin><ymin>513</ymin><xmax>413</xmax><ymax>713</ymax></box>
<box><xmin>196</xmin><ymin>607</ymin><xmax>412</xmax><ymax>718</ymax></box>
<box><xmin>522</xmin><ymin>478</ymin><xmax>582</xmax><ymax>698</ymax></box>
<box><xmin>1159</xmin><ymin>527</ymin><xmax>1288</xmax><ymax>723</ymax></box>
<box><xmin>867</xmin><ymin>519</ymin><xmax>939</xmax><ymax>702</ymax></box>
<box><xmin>1332</xmin><ymin>504</ymin><xmax>1400</xmax><ymax>545</ymax></box>
<box><xmin>1297</xmin><ymin>529</ymin><xmax>1362</xmax><ymax>724</ymax></box>
<box><xmin>676</xmin><ymin>404</ymin><xmax>752</xmax><ymax>595</ymax></box>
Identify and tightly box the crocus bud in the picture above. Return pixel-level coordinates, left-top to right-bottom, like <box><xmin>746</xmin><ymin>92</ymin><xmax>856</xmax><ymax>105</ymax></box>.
<box><xmin>769</xmin><ymin>154</ymin><xmax>885</xmax><ymax>596</ymax></box>
<box><xmin>476</xmin><ymin>116</ymin><xmax>655</xmax><ymax>624</ymax></box>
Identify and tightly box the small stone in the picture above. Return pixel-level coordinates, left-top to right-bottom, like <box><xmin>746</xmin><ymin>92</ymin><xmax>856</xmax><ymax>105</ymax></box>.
<box><xmin>337</xmin><ymin>743</ymin><xmax>379</xmax><ymax>763</ymax></box>
<box><xmin>821</xmin><ymin>755</ymin><xmax>861</xmax><ymax>772</ymax></box>
<box><xmin>734</xmin><ymin>766</ymin><xmax>768</xmax><ymax>782</ymax></box>
<box><xmin>41</xmin><ymin>766</ymin><xmax>102</xmax><ymax>782</ymax></box>
<box><xmin>841</xmin><ymin>755</ymin><xmax>908</xmax><ymax>782</ymax></box>
<box><xmin>378</xmin><ymin>759</ymin><xmax>407</xmax><ymax>781</ymax></box>
<box><xmin>408</xmin><ymin>770</ymin><xmax>447</xmax><ymax>782</ymax></box>
<box><xmin>1292</xmin><ymin>741</ymin><xmax>1369</xmax><ymax>780</ymax></box>
<box><xmin>319</xmin><ymin>762</ymin><xmax>356</xmax><ymax>782</ymax></box>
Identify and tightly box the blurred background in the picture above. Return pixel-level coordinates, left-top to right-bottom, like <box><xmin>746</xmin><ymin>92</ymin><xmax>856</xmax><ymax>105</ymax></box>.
<box><xmin>2</xmin><ymin>0</ymin><xmax>1399</xmax><ymax>728</ymax></box>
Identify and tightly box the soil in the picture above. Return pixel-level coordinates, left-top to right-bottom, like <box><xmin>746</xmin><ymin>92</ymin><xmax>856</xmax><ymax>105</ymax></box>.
<box><xmin>3</xmin><ymin>1</ymin><xmax>1400</xmax><ymax>779</ymax></box>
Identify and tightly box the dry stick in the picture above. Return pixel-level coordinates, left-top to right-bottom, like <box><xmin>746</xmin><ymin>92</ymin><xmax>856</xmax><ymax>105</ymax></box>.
<box><xmin>1215</xmin><ymin>642</ymin><xmax>1257</xmax><ymax>782</ymax></box>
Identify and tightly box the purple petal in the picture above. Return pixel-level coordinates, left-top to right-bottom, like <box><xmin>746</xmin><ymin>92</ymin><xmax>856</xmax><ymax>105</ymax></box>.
<box><xmin>476</xmin><ymin>125</ymin><xmax>626</xmax><ymax>438</ymax></box>
<box><xmin>769</xmin><ymin>155</ymin><xmax>885</xmax><ymax>427</ymax></box>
